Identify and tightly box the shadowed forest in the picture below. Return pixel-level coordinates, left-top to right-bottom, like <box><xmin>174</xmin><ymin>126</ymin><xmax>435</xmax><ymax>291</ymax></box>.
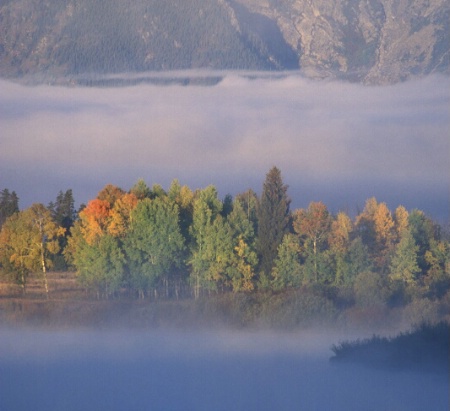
<box><xmin>1</xmin><ymin>167</ymin><xmax>449</xmax><ymax>329</ymax></box>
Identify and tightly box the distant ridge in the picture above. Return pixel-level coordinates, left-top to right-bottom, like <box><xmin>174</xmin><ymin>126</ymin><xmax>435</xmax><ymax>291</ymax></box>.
<box><xmin>0</xmin><ymin>0</ymin><xmax>448</xmax><ymax>85</ymax></box>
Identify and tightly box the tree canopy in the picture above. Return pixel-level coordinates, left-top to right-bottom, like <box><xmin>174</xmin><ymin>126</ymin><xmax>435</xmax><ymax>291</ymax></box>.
<box><xmin>0</xmin><ymin>171</ymin><xmax>448</xmax><ymax>308</ymax></box>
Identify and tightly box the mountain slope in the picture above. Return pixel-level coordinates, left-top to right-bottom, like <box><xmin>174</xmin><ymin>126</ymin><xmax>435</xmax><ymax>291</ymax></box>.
<box><xmin>0</xmin><ymin>0</ymin><xmax>448</xmax><ymax>84</ymax></box>
<box><xmin>0</xmin><ymin>0</ymin><xmax>278</xmax><ymax>77</ymax></box>
<box><xmin>234</xmin><ymin>0</ymin><xmax>450</xmax><ymax>83</ymax></box>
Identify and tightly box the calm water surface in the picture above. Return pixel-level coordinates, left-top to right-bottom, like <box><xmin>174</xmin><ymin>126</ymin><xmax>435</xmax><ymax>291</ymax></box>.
<box><xmin>0</xmin><ymin>329</ymin><xmax>447</xmax><ymax>411</ymax></box>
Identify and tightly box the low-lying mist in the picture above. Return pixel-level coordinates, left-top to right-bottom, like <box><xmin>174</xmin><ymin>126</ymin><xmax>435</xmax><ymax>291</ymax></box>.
<box><xmin>0</xmin><ymin>327</ymin><xmax>448</xmax><ymax>411</ymax></box>
<box><xmin>1</xmin><ymin>72</ymin><xmax>448</xmax><ymax>221</ymax></box>
<box><xmin>0</xmin><ymin>330</ymin><xmax>448</xmax><ymax>411</ymax></box>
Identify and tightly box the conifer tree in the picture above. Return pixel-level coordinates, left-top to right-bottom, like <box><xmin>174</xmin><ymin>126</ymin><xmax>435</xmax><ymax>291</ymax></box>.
<box><xmin>49</xmin><ymin>189</ymin><xmax>76</xmax><ymax>230</ymax></box>
<box><xmin>257</xmin><ymin>167</ymin><xmax>290</xmax><ymax>279</ymax></box>
<box><xmin>408</xmin><ymin>209</ymin><xmax>436</xmax><ymax>274</ymax></box>
<box><xmin>0</xmin><ymin>189</ymin><xmax>19</xmax><ymax>228</ymax></box>
<box><xmin>168</xmin><ymin>179</ymin><xmax>194</xmax><ymax>247</ymax></box>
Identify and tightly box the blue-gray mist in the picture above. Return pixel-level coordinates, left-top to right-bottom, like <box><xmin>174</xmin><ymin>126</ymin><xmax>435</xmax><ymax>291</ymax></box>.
<box><xmin>0</xmin><ymin>328</ymin><xmax>448</xmax><ymax>411</ymax></box>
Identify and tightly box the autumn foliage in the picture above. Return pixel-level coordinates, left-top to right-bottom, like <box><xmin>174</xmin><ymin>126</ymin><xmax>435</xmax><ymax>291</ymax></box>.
<box><xmin>79</xmin><ymin>199</ymin><xmax>111</xmax><ymax>245</ymax></box>
<box><xmin>0</xmin><ymin>169</ymin><xmax>449</xmax><ymax>317</ymax></box>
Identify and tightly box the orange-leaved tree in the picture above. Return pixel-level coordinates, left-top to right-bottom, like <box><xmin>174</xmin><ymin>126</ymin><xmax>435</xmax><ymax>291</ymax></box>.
<box><xmin>108</xmin><ymin>193</ymin><xmax>138</xmax><ymax>238</ymax></box>
<box><xmin>293</xmin><ymin>201</ymin><xmax>331</xmax><ymax>282</ymax></box>
<box><xmin>79</xmin><ymin>199</ymin><xmax>111</xmax><ymax>245</ymax></box>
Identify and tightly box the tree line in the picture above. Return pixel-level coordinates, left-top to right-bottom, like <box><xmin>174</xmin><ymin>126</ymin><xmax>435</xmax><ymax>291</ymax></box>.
<box><xmin>1</xmin><ymin>167</ymin><xmax>449</xmax><ymax>308</ymax></box>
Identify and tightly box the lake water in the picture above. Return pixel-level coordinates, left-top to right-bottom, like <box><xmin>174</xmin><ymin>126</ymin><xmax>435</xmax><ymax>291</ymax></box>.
<box><xmin>0</xmin><ymin>328</ymin><xmax>447</xmax><ymax>411</ymax></box>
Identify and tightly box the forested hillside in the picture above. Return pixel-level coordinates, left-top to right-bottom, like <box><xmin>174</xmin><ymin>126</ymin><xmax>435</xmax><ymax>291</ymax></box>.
<box><xmin>0</xmin><ymin>0</ymin><xmax>448</xmax><ymax>84</ymax></box>
<box><xmin>1</xmin><ymin>168</ymin><xmax>449</xmax><ymax>327</ymax></box>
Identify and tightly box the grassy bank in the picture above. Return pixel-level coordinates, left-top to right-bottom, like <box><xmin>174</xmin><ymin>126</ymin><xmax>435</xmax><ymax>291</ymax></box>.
<box><xmin>1</xmin><ymin>271</ymin><xmax>449</xmax><ymax>331</ymax></box>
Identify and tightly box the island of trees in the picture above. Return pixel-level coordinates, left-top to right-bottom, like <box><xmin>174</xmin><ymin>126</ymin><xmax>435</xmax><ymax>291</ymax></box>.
<box><xmin>1</xmin><ymin>167</ymin><xmax>449</xmax><ymax>327</ymax></box>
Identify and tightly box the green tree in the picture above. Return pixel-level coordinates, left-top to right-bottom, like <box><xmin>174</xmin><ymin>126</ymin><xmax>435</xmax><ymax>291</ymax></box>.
<box><xmin>408</xmin><ymin>209</ymin><xmax>436</xmax><ymax>275</ymax></box>
<box><xmin>125</xmin><ymin>197</ymin><xmax>185</xmax><ymax>298</ymax></box>
<box><xmin>301</xmin><ymin>249</ymin><xmax>334</xmax><ymax>284</ymax></box>
<box><xmin>345</xmin><ymin>237</ymin><xmax>372</xmax><ymax>284</ymax></box>
<box><xmin>230</xmin><ymin>235</ymin><xmax>257</xmax><ymax>292</ymax></box>
<box><xmin>74</xmin><ymin>233</ymin><xmax>125</xmax><ymax>298</ymax></box>
<box><xmin>328</xmin><ymin>211</ymin><xmax>353</xmax><ymax>285</ymax></box>
<box><xmin>203</xmin><ymin>215</ymin><xmax>234</xmax><ymax>292</ymax></box>
<box><xmin>389</xmin><ymin>229</ymin><xmax>420</xmax><ymax>287</ymax></box>
<box><xmin>168</xmin><ymin>179</ymin><xmax>194</xmax><ymax>246</ymax></box>
<box><xmin>227</xmin><ymin>199</ymin><xmax>258</xmax><ymax>291</ymax></box>
<box><xmin>271</xmin><ymin>233</ymin><xmax>302</xmax><ymax>290</ymax></box>
<box><xmin>130</xmin><ymin>178</ymin><xmax>151</xmax><ymax>200</ymax></box>
<box><xmin>228</xmin><ymin>199</ymin><xmax>256</xmax><ymax>244</ymax></box>
<box><xmin>189</xmin><ymin>186</ymin><xmax>228</xmax><ymax>297</ymax></box>
<box><xmin>189</xmin><ymin>191</ymin><xmax>212</xmax><ymax>298</ymax></box>
<box><xmin>424</xmin><ymin>239</ymin><xmax>450</xmax><ymax>298</ymax></box>
<box><xmin>150</xmin><ymin>184</ymin><xmax>166</xmax><ymax>199</ymax></box>
<box><xmin>235</xmin><ymin>188</ymin><xmax>258</xmax><ymax>235</ymax></box>
<box><xmin>257</xmin><ymin>167</ymin><xmax>290</xmax><ymax>279</ymax></box>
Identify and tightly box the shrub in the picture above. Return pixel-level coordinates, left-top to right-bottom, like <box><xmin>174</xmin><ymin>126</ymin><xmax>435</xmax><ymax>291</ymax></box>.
<box><xmin>354</xmin><ymin>271</ymin><xmax>390</xmax><ymax>307</ymax></box>
<box><xmin>258</xmin><ymin>288</ymin><xmax>338</xmax><ymax>328</ymax></box>
<box><xmin>401</xmin><ymin>298</ymin><xmax>440</xmax><ymax>326</ymax></box>
<box><xmin>330</xmin><ymin>321</ymin><xmax>449</xmax><ymax>374</ymax></box>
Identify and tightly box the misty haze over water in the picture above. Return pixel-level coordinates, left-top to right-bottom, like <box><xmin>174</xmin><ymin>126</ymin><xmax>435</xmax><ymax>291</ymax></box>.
<box><xmin>1</xmin><ymin>72</ymin><xmax>448</xmax><ymax>222</ymax></box>
<box><xmin>0</xmin><ymin>328</ymin><xmax>448</xmax><ymax>411</ymax></box>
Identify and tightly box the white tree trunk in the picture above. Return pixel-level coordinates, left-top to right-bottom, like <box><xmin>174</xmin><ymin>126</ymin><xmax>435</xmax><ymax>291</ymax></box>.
<box><xmin>40</xmin><ymin>242</ymin><xmax>49</xmax><ymax>299</ymax></box>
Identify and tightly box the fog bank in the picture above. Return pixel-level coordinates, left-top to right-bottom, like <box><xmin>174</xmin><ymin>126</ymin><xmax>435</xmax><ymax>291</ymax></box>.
<box><xmin>1</xmin><ymin>73</ymin><xmax>448</xmax><ymax>220</ymax></box>
<box><xmin>0</xmin><ymin>328</ymin><xmax>447</xmax><ymax>411</ymax></box>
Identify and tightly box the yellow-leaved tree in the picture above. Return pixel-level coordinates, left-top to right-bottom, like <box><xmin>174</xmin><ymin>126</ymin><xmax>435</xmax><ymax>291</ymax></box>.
<box><xmin>0</xmin><ymin>204</ymin><xmax>64</xmax><ymax>296</ymax></box>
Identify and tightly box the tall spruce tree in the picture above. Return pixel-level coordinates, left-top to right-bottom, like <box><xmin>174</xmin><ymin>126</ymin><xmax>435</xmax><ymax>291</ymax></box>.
<box><xmin>0</xmin><ymin>189</ymin><xmax>19</xmax><ymax>228</ymax></box>
<box><xmin>49</xmin><ymin>189</ymin><xmax>76</xmax><ymax>230</ymax></box>
<box><xmin>257</xmin><ymin>167</ymin><xmax>290</xmax><ymax>278</ymax></box>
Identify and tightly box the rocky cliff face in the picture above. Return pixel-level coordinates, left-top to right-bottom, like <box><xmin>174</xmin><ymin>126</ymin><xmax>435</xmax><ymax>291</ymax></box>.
<box><xmin>0</xmin><ymin>0</ymin><xmax>448</xmax><ymax>84</ymax></box>
<box><xmin>234</xmin><ymin>0</ymin><xmax>449</xmax><ymax>84</ymax></box>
